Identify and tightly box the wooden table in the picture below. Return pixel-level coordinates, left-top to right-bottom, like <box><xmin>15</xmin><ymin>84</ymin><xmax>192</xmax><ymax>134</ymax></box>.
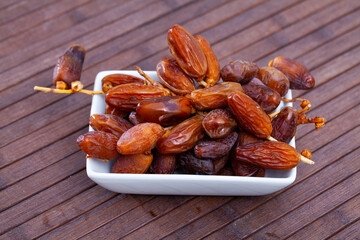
<box><xmin>1</xmin><ymin>0</ymin><xmax>359</xmax><ymax>239</ymax></box>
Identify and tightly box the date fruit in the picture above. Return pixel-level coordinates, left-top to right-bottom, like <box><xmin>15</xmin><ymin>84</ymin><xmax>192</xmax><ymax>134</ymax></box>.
<box><xmin>157</xmin><ymin>115</ymin><xmax>204</xmax><ymax>154</ymax></box>
<box><xmin>77</xmin><ymin>131</ymin><xmax>119</xmax><ymax>160</ymax></box>
<box><xmin>117</xmin><ymin>123</ymin><xmax>164</xmax><ymax>155</ymax></box>
<box><xmin>194</xmin><ymin>132</ymin><xmax>238</xmax><ymax>159</ymax></box>
<box><xmin>242</xmin><ymin>84</ymin><xmax>281</xmax><ymax>113</ymax></box>
<box><xmin>105</xmin><ymin>105</ymin><xmax>129</xmax><ymax>118</ymax></box>
<box><xmin>128</xmin><ymin>111</ymin><xmax>145</xmax><ymax>125</ymax></box>
<box><xmin>150</xmin><ymin>150</ymin><xmax>176</xmax><ymax>174</ymax></box>
<box><xmin>235</xmin><ymin>141</ymin><xmax>301</xmax><ymax>170</ymax></box>
<box><xmin>167</xmin><ymin>24</ymin><xmax>207</xmax><ymax>78</ymax></box>
<box><xmin>111</xmin><ymin>152</ymin><xmax>153</xmax><ymax>174</ymax></box>
<box><xmin>271</xmin><ymin>107</ymin><xmax>298</xmax><ymax>143</ymax></box>
<box><xmin>89</xmin><ymin>114</ymin><xmax>133</xmax><ymax>137</ymax></box>
<box><xmin>257</xmin><ymin>66</ymin><xmax>289</xmax><ymax>97</ymax></box>
<box><xmin>195</xmin><ymin>35</ymin><xmax>220</xmax><ymax>86</ymax></box>
<box><xmin>202</xmin><ymin>109</ymin><xmax>237</xmax><ymax>139</ymax></box>
<box><xmin>156</xmin><ymin>56</ymin><xmax>195</xmax><ymax>95</ymax></box>
<box><xmin>228</xmin><ymin>91</ymin><xmax>272</xmax><ymax>139</ymax></box>
<box><xmin>178</xmin><ymin>151</ymin><xmax>228</xmax><ymax>175</ymax></box>
<box><xmin>102</xmin><ymin>74</ymin><xmax>145</xmax><ymax>93</ymax></box>
<box><xmin>231</xmin><ymin>159</ymin><xmax>265</xmax><ymax>177</ymax></box>
<box><xmin>269</xmin><ymin>56</ymin><xmax>315</xmax><ymax>89</ymax></box>
<box><xmin>221</xmin><ymin>60</ymin><xmax>259</xmax><ymax>85</ymax></box>
<box><xmin>53</xmin><ymin>44</ymin><xmax>86</xmax><ymax>89</ymax></box>
<box><xmin>190</xmin><ymin>82</ymin><xmax>243</xmax><ymax>110</ymax></box>
<box><xmin>105</xmin><ymin>83</ymin><xmax>168</xmax><ymax>111</ymax></box>
<box><xmin>136</xmin><ymin>96</ymin><xmax>194</xmax><ymax>126</ymax></box>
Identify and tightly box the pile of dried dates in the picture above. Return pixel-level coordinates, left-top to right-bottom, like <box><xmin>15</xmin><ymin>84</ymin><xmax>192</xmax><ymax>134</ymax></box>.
<box><xmin>35</xmin><ymin>24</ymin><xmax>326</xmax><ymax>176</ymax></box>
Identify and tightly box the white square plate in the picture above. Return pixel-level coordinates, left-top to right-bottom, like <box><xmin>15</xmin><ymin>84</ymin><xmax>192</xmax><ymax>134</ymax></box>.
<box><xmin>86</xmin><ymin>71</ymin><xmax>296</xmax><ymax>196</ymax></box>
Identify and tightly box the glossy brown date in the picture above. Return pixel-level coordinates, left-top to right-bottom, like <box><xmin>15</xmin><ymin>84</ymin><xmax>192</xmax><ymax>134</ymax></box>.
<box><xmin>105</xmin><ymin>105</ymin><xmax>129</xmax><ymax>118</ymax></box>
<box><xmin>77</xmin><ymin>131</ymin><xmax>119</xmax><ymax>160</ymax></box>
<box><xmin>220</xmin><ymin>60</ymin><xmax>259</xmax><ymax>85</ymax></box>
<box><xmin>195</xmin><ymin>35</ymin><xmax>220</xmax><ymax>86</ymax></box>
<box><xmin>156</xmin><ymin>56</ymin><xmax>195</xmax><ymax>95</ymax></box>
<box><xmin>111</xmin><ymin>152</ymin><xmax>153</xmax><ymax>174</ymax></box>
<box><xmin>194</xmin><ymin>131</ymin><xmax>238</xmax><ymax>159</ymax></box>
<box><xmin>242</xmin><ymin>84</ymin><xmax>281</xmax><ymax>114</ymax></box>
<box><xmin>89</xmin><ymin>114</ymin><xmax>133</xmax><ymax>137</ymax></box>
<box><xmin>117</xmin><ymin>123</ymin><xmax>164</xmax><ymax>155</ymax></box>
<box><xmin>167</xmin><ymin>24</ymin><xmax>207</xmax><ymax>78</ymax></box>
<box><xmin>149</xmin><ymin>150</ymin><xmax>176</xmax><ymax>174</ymax></box>
<box><xmin>231</xmin><ymin>159</ymin><xmax>265</xmax><ymax>177</ymax></box>
<box><xmin>190</xmin><ymin>82</ymin><xmax>243</xmax><ymax>110</ymax></box>
<box><xmin>228</xmin><ymin>91</ymin><xmax>272</xmax><ymax>139</ymax></box>
<box><xmin>235</xmin><ymin>141</ymin><xmax>301</xmax><ymax>170</ymax></box>
<box><xmin>237</xmin><ymin>132</ymin><xmax>263</xmax><ymax>146</ymax></box>
<box><xmin>202</xmin><ymin>109</ymin><xmax>237</xmax><ymax>139</ymax></box>
<box><xmin>102</xmin><ymin>74</ymin><xmax>145</xmax><ymax>93</ymax></box>
<box><xmin>257</xmin><ymin>66</ymin><xmax>289</xmax><ymax>97</ymax></box>
<box><xmin>178</xmin><ymin>151</ymin><xmax>228</xmax><ymax>175</ymax></box>
<box><xmin>136</xmin><ymin>96</ymin><xmax>194</xmax><ymax>126</ymax></box>
<box><xmin>269</xmin><ymin>56</ymin><xmax>315</xmax><ymax>89</ymax></box>
<box><xmin>271</xmin><ymin>107</ymin><xmax>298</xmax><ymax>143</ymax></box>
<box><xmin>53</xmin><ymin>44</ymin><xmax>86</xmax><ymax>89</ymax></box>
<box><xmin>105</xmin><ymin>83</ymin><xmax>168</xmax><ymax>111</ymax></box>
<box><xmin>156</xmin><ymin>115</ymin><xmax>204</xmax><ymax>154</ymax></box>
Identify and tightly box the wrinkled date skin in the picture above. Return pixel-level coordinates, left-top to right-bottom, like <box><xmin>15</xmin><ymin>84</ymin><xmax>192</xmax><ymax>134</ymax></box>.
<box><xmin>89</xmin><ymin>114</ymin><xmax>133</xmax><ymax>138</ymax></box>
<box><xmin>136</xmin><ymin>96</ymin><xmax>194</xmax><ymax>126</ymax></box>
<box><xmin>128</xmin><ymin>111</ymin><xmax>145</xmax><ymax>125</ymax></box>
<box><xmin>194</xmin><ymin>132</ymin><xmax>238</xmax><ymax>159</ymax></box>
<box><xmin>150</xmin><ymin>150</ymin><xmax>176</xmax><ymax>174</ymax></box>
<box><xmin>237</xmin><ymin>132</ymin><xmax>263</xmax><ymax>146</ymax></box>
<box><xmin>220</xmin><ymin>60</ymin><xmax>259</xmax><ymax>85</ymax></box>
<box><xmin>242</xmin><ymin>84</ymin><xmax>281</xmax><ymax>114</ymax></box>
<box><xmin>111</xmin><ymin>153</ymin><xmax>153</xmax><ymax>174</ymax></box>
<box><xmin>271</xmin><ymin>107</ymin><xmax>298</xmax><ymax>143</ymax></box>
<box><xmin>156</xmin><ymin>56</ymin><xmax>195</xmax><ymax>95</ymax></box>
<box><xmin>248</xmin><ymin>77</ymin><xmax>266</xmax><ymax>86</ymax></box>
<box><xmin>257</xmin><ymin>66</ymin><xmax>290</xmax><ymax>97</ymax></box>
<box><xmin>105</xmin><ymin>105</ymin><xmax>129</xmax><ymax>118</ymax></box>
<box><xmin>190</xmin><ymin>82</ymin><xmax>243</xmax><ymax>110</ymax></box>
<box><xmin>53</xmin><ymin>44</ymin><xmax>86</xmax><ymax>89</ymax></box>
<box><xmin>178</xmin><ymin>151</ymin><xmax>228</xmax><ymax>175</ymax></box>
<box><xmin>167</xmin><ymin>24</ymin><xmax>207</xmax><ymax>78</ymax></box>
<box><xmin>105</xmin><ymin>83</ymin><xmax>168</xmax><ymax>111</ymax></box>
<box><xmin>231</xmin><ymin>159</ymin><xmax>265</xmax><ymax>177</ymax></box>
<box><xmin>235</xmin><ymin>141</ymin><xmax>301</xmax><ymax>170</ymax></box>
<box><xmin>102</xmin><ymin>74</ymin><xmax>145</xmax><ymax>93</ymax></box>
<box><xmin>117</xmin><ymin>123</ymin><xmax>164</xmax><ymax>155</ymax></box>
<box><xmin>269</xmin><ymin>56</ymin><xmax>315</xmax><ymax>89</ymax></box>
<box><xmin>157</xmin><ymin>115</ymin><xmax>205</xmax><ymax>154</ymax></box>
<box><xmin>195</xmin><ymin>35</ymin><xmax>220</xmax><ymax>86</ymax></box>
<box><xmin>228</xmin><ymin>91</ymin><xmax>272</xmax><ymax>139</ymax></box>
<box><xmin>77</xmin><ymin>131</ymin><xmax>119</xmax><ymax>160</ymax></box>
<box><xmin>202</xmin><ymin>109</ymin><xmax>237</xmax><ymax>139</ymax></box>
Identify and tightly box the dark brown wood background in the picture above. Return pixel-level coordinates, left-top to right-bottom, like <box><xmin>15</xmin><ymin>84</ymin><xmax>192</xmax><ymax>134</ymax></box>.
<box><xmin>0</xmin><ymin>0</ymin><xmax>359</xmax><ymax>239</ymax></box>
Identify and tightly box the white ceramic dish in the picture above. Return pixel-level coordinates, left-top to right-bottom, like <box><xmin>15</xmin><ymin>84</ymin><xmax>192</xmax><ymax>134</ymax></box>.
<box><xmin>86</xmin><ymin>71</ymin><xmax>296</xmax><ymax>196</ymax></box>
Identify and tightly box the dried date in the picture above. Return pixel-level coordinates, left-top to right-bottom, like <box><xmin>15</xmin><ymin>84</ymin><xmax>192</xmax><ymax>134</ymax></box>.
<box><xmin>221</xmin><ymin>60</ymin><xmax>259</xmax><ymax>85</ymax></box>
<box><xmin>102</xmin><ymin>74</ymin><xmax>145</xmax><ymax>93</ymax></box>
<box><xmin>111</xmin><ymin>152</ymin><xmax>153</xmax><ymax>174</ymax></box>
<box><xmin>89</xmin><ymin>114</ymin><xmax>133</xmax><ymax>137</ymax></box>
<box><xmin>202</xmin><ymin>109</ymin><xmax>237</xmax><ymax>139</ymax></box>
<box><xmin>117</xmin><ymin>123</ymin><xmax>164</xmax><ymax>155</ymax></box>
<box><xmin>257</xmin><ymin>66</ymin><xmax>290</xmax><ymax>97</ymax></box>
<box><xmin>150</xmin><ymin>150</ymin><xmax>176</xmax><ymax>174</ymax></box>
<box><xmin>271</xmin><ymin>107</ymin><xmax>298</xmax><ymax>143</ymax></box>
<box><xmin>242</xmin><ymin>84</ymin><xmax>281</xmax><ymax>113</ymax></box>
<box><xmin>194</xmin><ymin>132</ymin><xmax>238</xmax><ymax>159</ymax></box>
<box><xmin>77</xmin><ymin>131</ymin><xmax>119</xmax><ymax>160</ymax></box>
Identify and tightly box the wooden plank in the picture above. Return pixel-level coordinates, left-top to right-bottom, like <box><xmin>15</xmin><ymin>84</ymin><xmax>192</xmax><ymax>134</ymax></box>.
<box><xmin>0</xmin><ymin>0</ymin><xmax>22</xmax><ymax>10</ymax></box>
<box><xmin>0</xmin><ymin>170</ymin><xmax>93</xmax><ymax>235</ymax></box>
<box><xmin>0</xmin><ymin>185</ymin><xmax>117</xmax><ymax>239</ymax></box>
<box><xmin>328</xmin><ymin>218</ymin><xmax>360</xmax><ymax>240</ymax></box>
<box><xmin>247</xmin><ymin>173</ymin><xmax>360</xmax><ymax>239</ymax></box>
<box><xmin>287</xmin><ymin>194</ymin><xmax>360</xmax><ymax>239</ymax></box>
<box><xmin>36</xmin><ymin>194</ymin><xmax>155</xmax><ymax>239</ymax></box>
<box><xmin>0</xmin><ymin>127</ymin><xmax>87</xmax><ymax>189</ymax></box>
<box><xmin>0</xmin><ymin>0</ymin><xmax>123</xmax><ymax>58</ymax></box>
<box><xmin>0</xmin><ymin>0</ymin><xmax>90</xmax><ymax>41</ymax></box>
<box><xmin>0</xmin><ymin>106</ymin><xmax>90</xmax><ymax>169</ymax></box>
<box><xmin>77</xmin><ymin>195</ymin><xmax>193</xmax><ymax>239</ymax></box>
<box><xmin>0</xmin><ymin>0</ymin><xmax>159</xmax><ymax>73</ymax></box>
<box><xmin>0</xmin><ymin>0</ymin><xmax>58</xmax><ymax>25</ymax></box>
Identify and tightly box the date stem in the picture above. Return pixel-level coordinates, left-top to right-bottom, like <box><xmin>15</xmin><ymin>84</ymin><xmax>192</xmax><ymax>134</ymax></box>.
<box><xmin>135</xmin><ymin>65</ymin><xmax>173</xmax><ymax>96</ymax></box>
<box><xmin>282</xmin><ymin>97</ymin><xmax>311</xmax><ymax>114</ymax></box>
<box><xmin>34</xmin><ymin>81</ymin><xmax>104</xmax><ymax>96</ymax></box>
